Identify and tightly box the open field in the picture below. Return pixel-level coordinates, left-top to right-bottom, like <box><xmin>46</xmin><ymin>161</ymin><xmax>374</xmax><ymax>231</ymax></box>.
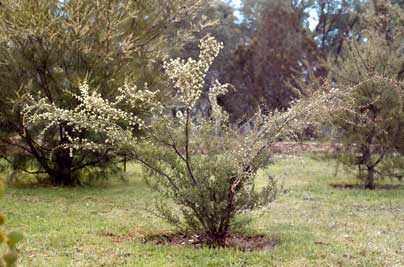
<box><xmin>1</xmin><ymin>155</ymin><xmax>404</xmax><ymax>267</ymax></box>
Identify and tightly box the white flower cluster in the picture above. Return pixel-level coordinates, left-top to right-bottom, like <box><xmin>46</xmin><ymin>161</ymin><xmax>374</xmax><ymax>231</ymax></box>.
<box><xmin>163</xmin><ymin>36</ymin><xmax>223</xmax><ymax>109</ymax></box>
<box><xmin>22</xmin><ymin>37</ymin><xmax>227</xmax><ymax>158</ymax></box>
<box><xmin>208</xmin><ymin>81</ymin><xmax>229</xmax><ymax>123</ymax></box>
<box><xmin>22</xmin><ymin>81</ymin><xmax>160</xmax><ymax>156</ymax></box>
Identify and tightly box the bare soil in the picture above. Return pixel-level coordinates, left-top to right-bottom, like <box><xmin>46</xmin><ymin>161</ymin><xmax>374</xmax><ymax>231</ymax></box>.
<box><xmin>145</xmin><ymin>232</ymin><xmax>278</xmax><ymax>251</ymax></box>
<box><xmin>100</xmin><ymin>229</ymin><xmax>277</xmax><ymax>251</ymax></box>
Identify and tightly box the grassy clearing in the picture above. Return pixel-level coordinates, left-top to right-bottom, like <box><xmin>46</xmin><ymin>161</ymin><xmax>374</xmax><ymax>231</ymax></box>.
<box><xmin>1</xmin><ymin>155</ymin><xmax>403</xmax><ymax>267</ymax></box>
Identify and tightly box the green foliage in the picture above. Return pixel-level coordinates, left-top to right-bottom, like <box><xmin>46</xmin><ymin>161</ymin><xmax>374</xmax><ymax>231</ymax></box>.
<box><xmin>321</xmin><ymin>25</ymin><xmax>404</xmax><ymax>188</ymax></box>
<box><xmin>140</xmin><ymin>118</ymin><xmax>278</xmax><ymax>246</ymax></box>
<box><xmin>0</xmin><ymin>178</ymin><xmax>22</xmax><ymax>267</ymax></box>
<box><xmin>0</xmin><ymin>0</ymin><xmax>204</xmax><ymax>186</ymax></box>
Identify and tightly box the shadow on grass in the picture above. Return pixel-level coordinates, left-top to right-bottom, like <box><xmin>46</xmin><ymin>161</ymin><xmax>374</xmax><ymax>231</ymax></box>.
<box><xmin>329</xmin><ymin>183</ymin><xmax>403</xmax><ymax>190</ymax></box>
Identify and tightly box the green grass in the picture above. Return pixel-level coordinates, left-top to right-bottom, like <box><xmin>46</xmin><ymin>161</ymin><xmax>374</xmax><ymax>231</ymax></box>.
<box><xmin>1</xmin><ymin>155</ymin><xmax>404</xmax><ymax>266</ymax></box>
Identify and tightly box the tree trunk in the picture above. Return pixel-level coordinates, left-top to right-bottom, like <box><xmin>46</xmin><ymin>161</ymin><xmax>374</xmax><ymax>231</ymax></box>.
<box><xmin>52</xmin><ymin>148</ymin><xmax>74</xmax><ymax>186</ymax></box>
<box><xmin>365</xmin><ymin>166</ymin><xmax>375</xmax><ymax>190</ymax></box>
<box><xmin>206</xmin><ymin>181</ymin><xmax>237</xmax><ymax>247</ymax></box>
<box><xmin>208</xmin><ymin>231</ymin><xmax>227</xmax><ymax>248</ymax></box>
<box><xmin>123</xmin><ymin>154</ymin><xmax>127</xmax><ymax>173</ymax></box>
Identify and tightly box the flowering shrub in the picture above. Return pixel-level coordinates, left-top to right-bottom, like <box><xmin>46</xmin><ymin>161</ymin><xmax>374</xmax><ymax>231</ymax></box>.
<box><xmin>23</xmin><ymin>36</ymin><xmax>329</xmax><ymax>246</ymax></box>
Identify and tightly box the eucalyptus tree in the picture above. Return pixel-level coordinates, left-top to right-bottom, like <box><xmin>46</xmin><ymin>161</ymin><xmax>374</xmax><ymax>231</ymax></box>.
<box><xmin>225</xmin><ymin>0</ymin><xmax>323</xmax><ymax>114</ymax></box>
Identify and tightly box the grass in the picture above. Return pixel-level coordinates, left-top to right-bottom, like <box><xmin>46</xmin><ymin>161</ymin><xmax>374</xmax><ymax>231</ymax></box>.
<box><xmin>1</xmin><ymin>155</ymin><xmax>404</xmax><ymax>267</ymax></box>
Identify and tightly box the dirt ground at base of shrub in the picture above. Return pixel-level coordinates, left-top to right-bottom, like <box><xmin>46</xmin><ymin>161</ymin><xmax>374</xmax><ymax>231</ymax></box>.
<box><xmin>100</xmin><ymin>229</ymin><xmax>277</xmax><ymax>251</ymax></box>
<box><xmin>329</xmin><ymin>183</ymin><xmax>403</xmax><ymax>190</ymax></box>
<box><xmin>144</xmin><ymin>232</ymin><xmax>278</xmax><ymax>251</ymax></box>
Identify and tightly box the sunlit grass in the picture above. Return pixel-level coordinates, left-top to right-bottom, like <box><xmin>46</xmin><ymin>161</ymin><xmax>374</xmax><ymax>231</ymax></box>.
<box><xmin>1</xmin><ymin>156</ymin><xmax>403</xmax><ymax>266</ymax></box>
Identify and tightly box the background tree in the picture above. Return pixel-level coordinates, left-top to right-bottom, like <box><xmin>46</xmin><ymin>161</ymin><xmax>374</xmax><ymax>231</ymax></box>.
<box><xmin>313</xmin><ymin>0</ymin><xmax>365</xmax><ymax>59</ymax></box>
<box><xmin>319</xmin><ymin>1</ymin><xmax>404</xmax><ymax>189</ymax></box>
<box><xmin>219</xmin><ymin>0</ymin><xmax>322</xmax><ymax>125</ymax></box>
<box><xmin>0</xmin><ymin>0</ymin><xmax>205</xmax><ymax>186</ymax></box>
